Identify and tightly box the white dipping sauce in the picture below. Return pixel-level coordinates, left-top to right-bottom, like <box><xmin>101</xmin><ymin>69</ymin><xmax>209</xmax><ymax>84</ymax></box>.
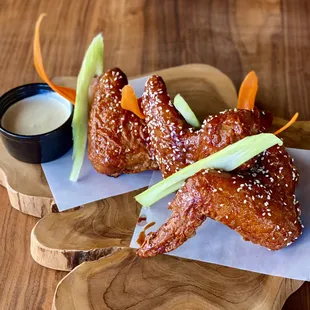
<box><xmin>1</xmin><ymin>92</ymin><xmax>72</xmax><ymax>135</ymax></box>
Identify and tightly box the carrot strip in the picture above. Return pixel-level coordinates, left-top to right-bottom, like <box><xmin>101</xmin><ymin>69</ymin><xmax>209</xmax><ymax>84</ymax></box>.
<box><xmin>121</xmin><ymin>85</ymin><xmax>145</xmax><ymax>119</ymax></box>
<box><xmin>274</xmin><ymin>112</ymin><xmax>299</xmax><ymax>135</ymax></box>
<box><xmin>34</xmin><ymin>14</ymin><xmax>76</xmax><ymax>104</ymax></box>
<box><xmin>237</xmin><ymin>71</ymin><xmax>258</xmax><ymax>110</ymax></box>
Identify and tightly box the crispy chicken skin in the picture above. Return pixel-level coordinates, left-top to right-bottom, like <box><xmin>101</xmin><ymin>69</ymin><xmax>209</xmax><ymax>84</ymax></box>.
<box><xmin>88</xmin><ymin>68</ymin><xmax>158</xmax><ymax>176</ymax></box>
<box><xmin>137</xmin><ymin>75</ymin><xmax>301</xmax><ymax>256</ymax></box>
<box><xmin>137</xmin><ymin>145</ymin><xmax>302</xmax><ymax>257</ymax></box>
<box><xmin>141</xmin><ymin>75</ymin><xmax>273</xmax><ymax>177</ymax></box>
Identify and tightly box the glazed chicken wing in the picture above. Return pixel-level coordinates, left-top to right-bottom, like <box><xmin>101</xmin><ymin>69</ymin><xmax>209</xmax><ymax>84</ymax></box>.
<box><xmin>137</xmin><ymin>145</ymin><xmax>301</xmax><ymax>257</ymax></box>
<box><xmin>141</xmin><ymin>76</ymin><xmax>272</xmax><ymax>177</ymax></box>
<box><xmin>137</xmin><ymin>75</ymin><xmax>301</xmax><ymax>256</ymax></box>
<box><xmin>88</xmin><ymin>68</ymin><xmax>158</xmax><ymax>176</ymax></box>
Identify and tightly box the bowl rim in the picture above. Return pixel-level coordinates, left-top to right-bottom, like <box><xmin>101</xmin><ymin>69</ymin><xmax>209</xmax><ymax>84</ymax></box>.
<box><xmin>0</xmin><ymin>83</ymin><xmax>73</xmax><ymax>141</ymax></box>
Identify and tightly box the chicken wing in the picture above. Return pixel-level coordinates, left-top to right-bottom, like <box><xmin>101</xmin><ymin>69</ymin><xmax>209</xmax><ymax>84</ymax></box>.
<box><xmin>88</xmin><ymin>68</ymin><xmax>158</xmax><ymax>176</ymax></box>
<box><xmin>141</xmin><ymin>75</ymin><xmax>273</xmax><ymax>177</ymax></box>
<box><xmin>137</xmin><ymin>145</ymin><xmax>301</xmax><ymax>257</ymax></box>
<box><xmin>137</xmin><ymin>75</ymin><xmax>301</xmax><ymax>256</ymax></box>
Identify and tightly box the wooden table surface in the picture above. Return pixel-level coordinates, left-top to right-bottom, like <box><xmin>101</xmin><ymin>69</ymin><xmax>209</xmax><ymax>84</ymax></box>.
<box><xmin>0</xmin><ymin>0</ymin><xmax>309</xmax><ymax>309</ymax></box>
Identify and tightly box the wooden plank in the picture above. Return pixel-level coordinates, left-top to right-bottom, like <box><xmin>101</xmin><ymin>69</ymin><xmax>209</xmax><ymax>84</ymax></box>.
<box><xmin>52</xmin><ymin>248</ymin><xmax>303</xmax><ymax>310</ymax></box>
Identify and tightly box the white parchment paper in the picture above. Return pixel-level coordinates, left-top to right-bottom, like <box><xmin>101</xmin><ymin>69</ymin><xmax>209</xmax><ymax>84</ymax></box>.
<box><xmin>131</xmin><ymin>148</ymin><xmax>310</xmax><ymax>281</ymax></box>
<box><xmin>41</xmin><ymin>76</ymin><xmax>151</xmax><ymax>211</ymax></box>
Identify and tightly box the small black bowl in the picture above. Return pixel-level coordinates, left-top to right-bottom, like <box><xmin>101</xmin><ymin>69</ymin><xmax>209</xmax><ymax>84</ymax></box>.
<box><xmin>0</xmin><ymin>83</ymin><xmax>73</xmax><ymax>164</ymax></box>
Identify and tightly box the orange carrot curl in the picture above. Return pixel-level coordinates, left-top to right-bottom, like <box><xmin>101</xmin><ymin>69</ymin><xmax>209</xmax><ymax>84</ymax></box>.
<box><xmin>237</xmin><ymin>71</ymin><xmax>258</xmax><ymax>110</ymax></box>
<box><xmin>237</xmin><ymin>71</ymin><xmax>298</xmax><ymax>135</ymax></box>
<box><xmin>274</xmin><ymin>113</ymin><xmax>299</xmax><ymax>135</ymax></box>
<box><xmin>121</xmin><ymin>85</ymin><xmax>145</xmax><ymax>119</ymax></box>
<box><xmin>34</xmin><ymin>13</ymin><xmax>76</xmax><ymax>104</ymax></box>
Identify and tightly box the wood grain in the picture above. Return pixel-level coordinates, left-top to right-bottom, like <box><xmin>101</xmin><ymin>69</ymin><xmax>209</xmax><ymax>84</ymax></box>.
<box><xmin>1</xmin><ymin>0</ymin><xmax>310</xmax><ymax>309</ymax></box>
<box><xmin>54</xmin><ymin>63</ymin><xmax>239</xmax><ymax>118</ymax></box>
<box><xmin>31</xmin><ymin>190</ymin><xmax>142</xmax><ymax>271</ymax></box>
<box><xmin>53</xmin><ymin>248</ymin><xmax>303</xmax><ymax>310</ymax></box>
<box><xmin>0</xmin><ymin>140</ymin><xmax>54</xmax><ymax>217</ymax></box>
<box><xmin>1</xmin><ymin>0</ymin><xmax>310</xmax><ymax>120</ymax></box>
<box><xmin>0</xmin><ymin>186</ymin><xmax>67</xmax><ymax>310</ymax></box>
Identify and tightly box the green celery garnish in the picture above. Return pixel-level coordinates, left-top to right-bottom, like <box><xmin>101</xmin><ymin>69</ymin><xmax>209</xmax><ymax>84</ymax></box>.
<box><xmin>70</xmin><ymin>34</ymin><xmax>104</xmax><ymax>182</ymax></box>
<box><xmin>174</xmin><ymin>94</ymin><xmax>201</xmax><ymax>128</ymax></box>
<box><xmin>135</xmin><ymin>133</ymin><xmax>282</xmax><ymax>206</ymax></box>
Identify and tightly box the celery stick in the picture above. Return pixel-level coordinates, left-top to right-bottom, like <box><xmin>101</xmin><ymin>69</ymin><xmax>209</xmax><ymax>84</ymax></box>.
<box><xmin>174</xmin><ymin>94</ymin><xmax>201</xmax><ymax>128</ymax></box>
<box><xmin>135</xmin><ymin>133</ymin><xmax>282</xmax><ymax>206</ymax></box>
<box><xmin>70</xmin><ymin>34</ymin><xmax>104</xmax><ymax>182</ymax></box>
<box><xmin>152</xmin><ymin>181</ymin><xmax>184</xmax><ymax>204</ymax></box>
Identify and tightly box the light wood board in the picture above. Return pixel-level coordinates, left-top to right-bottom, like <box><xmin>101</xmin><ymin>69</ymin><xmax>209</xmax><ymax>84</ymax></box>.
<box><xmin>52</xmin><ymin>248</ymin><xmax>304</xmax><ymax>310</ymax></box>
<box><xmin>31</xmin><ymin>190</ymin><xmax>142</xmax><ymax>271</ymax></box>
<box><xmin>0</xmin><ymin>140</ymin><xmax>55</xmax><ymax>217</ymax></box>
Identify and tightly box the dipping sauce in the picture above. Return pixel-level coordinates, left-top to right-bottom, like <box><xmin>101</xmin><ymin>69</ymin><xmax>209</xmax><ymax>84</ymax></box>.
<box><xmin>1</xmin><ymin>92</ymin><xmax>72</xmax><ymax>135</ymax></box>
<box><xmin>137</xmin><ymin>222</ymin><xmax>156</xmax><ymax>246</ymax></box>
<box><xmin>137</xmin><ymin>215</ymin><xmax>147</xmax><ymax>226</ymax></box>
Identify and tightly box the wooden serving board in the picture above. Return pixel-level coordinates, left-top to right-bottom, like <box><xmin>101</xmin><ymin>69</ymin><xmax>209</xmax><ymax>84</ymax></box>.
<box><xmin>31</xmin><ymin>190</ymin><xmax>142</xmax><ymax>271</ymax></box>
<box><xmin>31</xmin><ymin>63</ymin><xmax>310</xmax><ymax>271</ymax></box>
<box><xmin>0</xmin><ymin>64</ymin><xmax>236</xmax><ymax>218</ymax></box>
<box><xmin>52</xmin><ymin>248</ymin><xmax>303</xmax><ymax>310</ymax></box>
<box><xmin>29</xmin><ymin>64</ymin><xmax>310</xmax><ymax>309</ymax></box>
<box><xmin>0</xmin><ymin>140</ymin><xmax>55</xmax><ymax>217</ymax></box>
<box><xmin>0</xmin><ymin>63</ymin><xmax>304</xmax><ymax>308</ymax></box>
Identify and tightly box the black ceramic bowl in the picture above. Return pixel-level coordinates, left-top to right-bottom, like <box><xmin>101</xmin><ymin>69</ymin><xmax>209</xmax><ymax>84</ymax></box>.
<box><xmin>0</xmin><ymin>83</ymin><xmax>73</xmax><ymax>164</ymax></box>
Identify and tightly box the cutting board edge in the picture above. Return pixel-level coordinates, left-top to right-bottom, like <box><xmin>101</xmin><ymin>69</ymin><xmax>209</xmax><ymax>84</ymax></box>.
<box><xmin>30</xmin><ymin>223</ymin><xmax>125</xmax><ymax>271</ymax></box>
<box><xmin>0</xmin><ymin>166</ymin><xmax>55</xmax><ymax>217</ymax></box>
